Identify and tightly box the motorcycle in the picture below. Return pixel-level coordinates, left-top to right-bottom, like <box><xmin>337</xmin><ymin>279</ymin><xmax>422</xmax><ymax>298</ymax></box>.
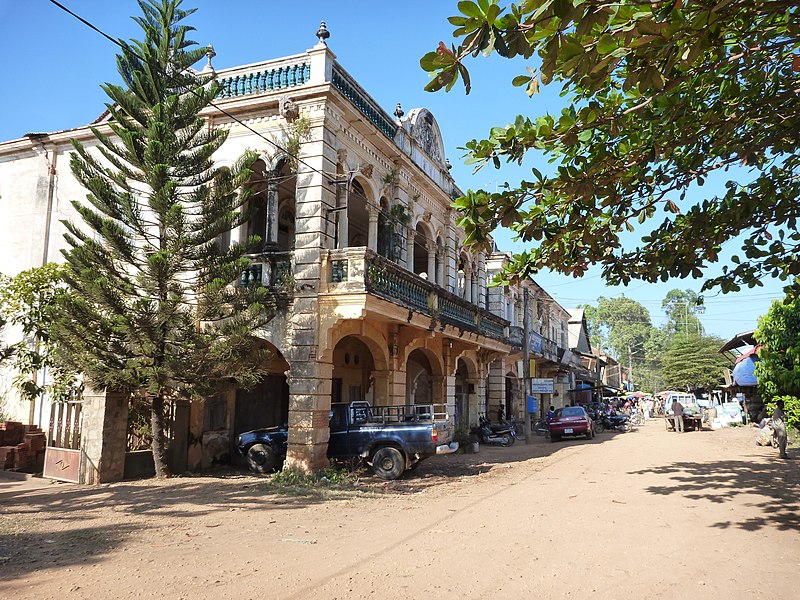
<box><xmin>596</xmin><ymin>411</ymin><xmax>630</xmax><ymax>433</ymax></box>
<box><xmin>471</xmin><ymin>415</ymin><xmax>516</xmax><ymax>446</ymax></box>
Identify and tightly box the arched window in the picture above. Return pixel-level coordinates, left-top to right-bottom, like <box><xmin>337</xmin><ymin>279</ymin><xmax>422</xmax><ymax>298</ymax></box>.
<box><xmin>347</xmin><ymin>180</ymin><xmax>370</xmax><ymax>248</ymax></box>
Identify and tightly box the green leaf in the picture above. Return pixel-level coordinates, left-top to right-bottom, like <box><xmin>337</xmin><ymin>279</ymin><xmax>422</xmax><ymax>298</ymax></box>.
<box><xmin>458</xmin><ymin>1</ymin><xmax>483</xmax><ymax>19</ymax></box>
<box><xmin>596</xmin><ymin>34</ymin><xmax>616</xmax><ymax>55</ymax></box>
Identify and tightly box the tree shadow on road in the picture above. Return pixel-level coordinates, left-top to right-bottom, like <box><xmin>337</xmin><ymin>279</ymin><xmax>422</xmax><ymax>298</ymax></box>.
<box><xmin>0</xmin><ymin>522</ymin><xmax>137</xmax><ymax>581</ymax></box>
<box><xmin>629</xmin><ymin>458</ymin><xmax>799</xmax><ymax>532</ymax></box>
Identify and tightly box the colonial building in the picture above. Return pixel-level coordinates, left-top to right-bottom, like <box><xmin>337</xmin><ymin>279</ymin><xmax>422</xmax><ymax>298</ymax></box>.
<box><xmin>0</xmin><ymin>27</ymin><xmax>590</xmax><ymax>481</ymax></box>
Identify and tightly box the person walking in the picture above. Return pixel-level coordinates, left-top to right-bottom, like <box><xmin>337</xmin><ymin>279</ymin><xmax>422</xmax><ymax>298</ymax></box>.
<box><xmin>671</xmin><ymin>399</ymin><xmax>684</xmax><ymax>433</ymax></box>
<box><xmin>773</xmin><ymin>399</ymin><xmax>789</xmax><ymax>459</ymax></box>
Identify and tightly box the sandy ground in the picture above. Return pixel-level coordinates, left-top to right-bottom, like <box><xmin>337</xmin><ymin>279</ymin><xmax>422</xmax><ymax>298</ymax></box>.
<box><xmin>0</xmin><ymin>421</ymin><xmax>798</xmax><ymax>600</ymax></box>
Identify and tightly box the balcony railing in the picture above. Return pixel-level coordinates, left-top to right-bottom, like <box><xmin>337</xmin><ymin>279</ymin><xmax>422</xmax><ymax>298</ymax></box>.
<box><xmin>215</xmin><ymin>55</ymin><xmax>311</xmax><ymax>99</ymax></box>
<box><xmin>322</xmin><ymin>248</ymin><xmax>508</xmax><ymax>343</ymax></box>
<box><xmin>240</xmin><ymin>251</ymin><xmax>293</xmax><ymax>295</ymax></box>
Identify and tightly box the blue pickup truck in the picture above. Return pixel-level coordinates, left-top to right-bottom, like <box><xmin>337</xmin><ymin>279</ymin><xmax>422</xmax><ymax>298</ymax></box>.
<box><xmin>236</xmin><ymin>401</ymin><xmax>458</xmax><ymax>480</ymax></box>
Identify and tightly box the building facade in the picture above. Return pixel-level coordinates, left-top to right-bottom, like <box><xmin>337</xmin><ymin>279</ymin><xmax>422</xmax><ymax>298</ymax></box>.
<box><xmin>0</xmin><ymin>31</ymin><xmax>591</xmax><ymax>480</ymax></box>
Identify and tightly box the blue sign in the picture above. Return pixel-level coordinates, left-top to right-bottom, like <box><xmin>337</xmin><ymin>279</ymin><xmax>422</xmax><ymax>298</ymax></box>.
<box><xmin>527</xmin><ymin>395</ymin><xmax>538</xmax><ymax>413</ymax></box>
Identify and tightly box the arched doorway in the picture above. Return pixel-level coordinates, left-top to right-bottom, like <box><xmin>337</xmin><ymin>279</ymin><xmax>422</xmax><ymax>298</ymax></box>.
<box><xmin>332</xmin><ymin>335</ymin><xmax>377</xmax><ymax>404</ymax></box>
<box><xmin>377</xmin><ymin>197</ymin><xmax>392</xmax><ymax>258</ymax></box>
<box><xmin>275</xmin><ymin>158</ymin><xmax>296</xmax><ymax>251</ymax></box>
<box><xmin>454</xmin><ymin>358</ymin><xmax>471</xmax><ymax>433</ymax></box>
<box><xmin>242</xmin><ymin>158</ymin><xmax>296</xmax><ymax>252</ymax></box>
<box><xmin>504</xmin><ymin>373</ymin><xmax>517</xmax><ymax>423</ymax></box>
<box><xmin>413</xmin><ymin>223</ymin><xmax>429</xmax><ymax>279</ymax></box>
<box><xmin>233</xmin><ymin>342</ymin><xmax>290</xmax><ymax>445</ymax></box>
<box><xmin>347</xmin><ymin>180</ymin><xmax>370</xmax><ymax>248</ymax></box>
<box><xmin>407</xmin><ymin>349</ymin><xmax>434</xmax><ymax>405</ymax></box>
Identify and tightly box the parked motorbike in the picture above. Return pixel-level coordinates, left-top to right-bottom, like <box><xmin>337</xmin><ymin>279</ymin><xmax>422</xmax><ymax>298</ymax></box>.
<box><xmin>471</xmin><ymin>416</ymin><xmax>516</xmax><ymax>446</ymax></box>
<box><xmin>596</xmin><ymin>411</ymin><xmax>630</xmax><ymax>433</ymax></box>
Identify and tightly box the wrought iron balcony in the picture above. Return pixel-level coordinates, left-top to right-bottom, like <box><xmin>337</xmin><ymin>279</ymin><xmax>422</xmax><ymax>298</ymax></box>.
<box><xmin>322</xmin><ymin>248</ymin><xmax>508</xmax><ymax>344</ymax></box>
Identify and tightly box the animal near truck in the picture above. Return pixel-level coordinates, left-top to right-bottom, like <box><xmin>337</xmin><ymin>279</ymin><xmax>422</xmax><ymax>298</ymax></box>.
<box><xmin>236</xmin><ymin>401</ymin><xmax>459</xmax><ymax>480</ymax></box>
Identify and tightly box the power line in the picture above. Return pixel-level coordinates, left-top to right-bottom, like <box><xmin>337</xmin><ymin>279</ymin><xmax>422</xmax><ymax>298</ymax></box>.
<box><xmin>46</xmin><ymin>0</ymin><xmax>335</xmax><ymax>188</ymax></box>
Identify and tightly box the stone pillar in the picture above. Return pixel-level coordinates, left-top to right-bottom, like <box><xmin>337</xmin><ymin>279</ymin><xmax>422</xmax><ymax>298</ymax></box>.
<box><xmin>464</xmin><ymin>264</ymin><xmax>473</xmax><ymax>303</ymax></box>
<box><xmin>427</xmin><ymin>241</ymin><xmax>436</xmax><ymax>281</ymax></box>
<box><xmin>367</xmin><ymin>204</ymin><xmax>379</xmax><ymax>251</ymax></box>
<box><xmin>371</xmin><ymin>370</ymin><xmax>390</xmax><ymax>406</ymax></box>
<box><xmin>406</xmin><ymin>225</ymin><xmax>415</xmax><ymax>271</ymax></box>
<box><xmin>79</xmin><ymin>389</ymin><xmax>129</xmax><ymax>484</ymax></box>
<box><xmin>487</xmin><ymin>360</ymin><xmax>505</xmax><ymax>419</ymax></box>
<box><xmin>266</xmin><ymin>176</ymin><xmax>279</xmax><ymax>246</ymax></box>
<box><xmin>436</xmin><ymin>246</ymin><xmax>445</xmax><ymax>287</ymax></box>
<box><xmin>284</xmin><ymin>357</ymin><xmax>333</xmax><ymax>474</ymax></box>
<box><xmin>338</xmin><ymin>187</ymin><xmax>349</xmax><ymax>248</ymax></box>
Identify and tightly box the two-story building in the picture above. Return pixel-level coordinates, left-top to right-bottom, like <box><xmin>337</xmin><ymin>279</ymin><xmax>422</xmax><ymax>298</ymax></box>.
<box><xmin>0</xmin><ymin>28</ymin><xmax>587</xmax><ymax>481</ymax></box>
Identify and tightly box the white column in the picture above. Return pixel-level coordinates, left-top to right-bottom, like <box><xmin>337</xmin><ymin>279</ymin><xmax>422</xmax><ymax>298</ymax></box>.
<box><xmin>367</xmin><ymin>204</ymin><xmax>379</xmax><ymax>251</ymax></box>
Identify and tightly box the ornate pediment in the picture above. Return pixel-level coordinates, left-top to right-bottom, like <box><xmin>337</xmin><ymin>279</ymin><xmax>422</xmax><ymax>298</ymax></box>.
<box><xmin>400</xmin><ymin>108</ymin><xmax>447</xmax><ymax>170</ymax></box>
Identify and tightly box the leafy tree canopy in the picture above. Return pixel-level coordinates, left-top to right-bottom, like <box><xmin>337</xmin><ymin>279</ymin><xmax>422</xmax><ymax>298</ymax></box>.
<box><xmin>53</xmin><ymin>0</ymin><xmax>273</xmax><ymax>476</ymax></box>
<box><xmin>661</xmin><ymin>333</ymin><xmax>728</xmax><ymax>391</ymax></box>
<box><xmin>423</xmin><ymin>0</ymin><xmax>800</xmax><ymax>295</ymax></box>
<box><xmin>755</xmin><ymin>296</ymin><xmax>800</xmax><ymax>429</ymax></box>
<box><xmin>661</xmin><ymin>288</ymin><xmax>704</xmax><ymax>335</ymax></box>
<box><xmin>0</xmin><ymin>264</ymin><xmax>80</xmax><ymax>402</ymax></box>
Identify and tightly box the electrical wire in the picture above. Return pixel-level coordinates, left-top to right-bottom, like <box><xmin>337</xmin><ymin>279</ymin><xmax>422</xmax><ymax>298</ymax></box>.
<box><xmin>46</xmin><ymin>0</ymin><xmax>341</xmax><ymax>190</ymax></box>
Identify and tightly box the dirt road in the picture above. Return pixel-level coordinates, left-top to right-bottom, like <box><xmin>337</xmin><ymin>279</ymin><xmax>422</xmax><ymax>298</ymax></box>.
<box><xmin>1</xmin><ymin>422</ymin><xmax>797</xmax><ymax>599</ymax></box>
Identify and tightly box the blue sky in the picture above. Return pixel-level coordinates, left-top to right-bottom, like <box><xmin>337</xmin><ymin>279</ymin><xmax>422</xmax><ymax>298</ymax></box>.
<box><xmin>0</xmin><ymin>0</ymin><xmax>785</xmax><ymax>341</ymax></box>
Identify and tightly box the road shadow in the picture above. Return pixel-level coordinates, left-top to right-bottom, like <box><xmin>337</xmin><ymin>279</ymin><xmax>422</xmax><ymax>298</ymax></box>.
<box><xmin>0</xmin><ymin>522</ymin><xmax>137</xmax><ymax>581</ymax></box>
<box><xmin>629</xmin><ymin>458</ymin><xmax>800</xmax><ymax>532</ymax></box>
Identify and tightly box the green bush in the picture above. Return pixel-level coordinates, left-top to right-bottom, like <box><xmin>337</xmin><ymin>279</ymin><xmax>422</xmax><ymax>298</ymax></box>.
<box><xmin>765</xmin><ymin>395</ymin><xmax>800</xmax><ymax>432</ymax></box>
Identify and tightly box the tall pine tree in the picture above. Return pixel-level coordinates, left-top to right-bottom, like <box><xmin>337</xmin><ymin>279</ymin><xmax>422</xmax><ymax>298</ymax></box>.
<box><xmin>54</xmin><ymin>0</ymin><xmax>273</xmax><ymax>477</ymax></box>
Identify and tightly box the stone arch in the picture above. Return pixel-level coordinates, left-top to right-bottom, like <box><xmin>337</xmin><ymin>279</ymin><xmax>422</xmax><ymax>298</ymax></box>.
<box><xmin>242</xmin><ymin>155</ymin><xmax>296</xmax><ymax>252</ymax></box>
<box><xmin>323</xmin><ymin>319</ymin><xmax>390</xmax><ymax>373</ymax></box>
<box><xmin>233</xmin><ymin>340</ymin><xmax>290</xmax><ymax>451</ymax></box>
<box><xmin>332</xmin><ymin>335</ymin><xmax>377</xmax><ymax>404</ymax></box>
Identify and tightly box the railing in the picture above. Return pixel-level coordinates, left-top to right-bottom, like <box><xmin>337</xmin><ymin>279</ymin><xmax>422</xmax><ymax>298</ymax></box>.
<box><xmin>240</xmin><ymin>251</ymin><xmax>293</xmax><ymax>293</ymax></box>
<box><xmin>331</xmin><ymin>67</ymin><xmax>398</xmax><ymax>140</ymax></box>
<box><xmin>216</xmin><ymin>57</ymin><xmax>311</xmax><ymax>99</ymax></box>
<box><xmin>324</xmin><ymin>249</ymin><xmax>509</xmax><ymax>343</ymax></box>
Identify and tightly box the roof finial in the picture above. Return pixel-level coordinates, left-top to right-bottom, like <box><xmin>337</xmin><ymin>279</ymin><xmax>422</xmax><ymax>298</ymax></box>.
<box><xmin>316</xmin><ymin>21</ymin><xmax>330</xmax><ymax>46</ymax></box>
<box><xmin>202</xmin><ymin>44</ymin><xmax>216</xmax><ymax>74</ymax></box>
<box><xmin>394</xmin><ymin>103</ymin><xmax>404</xmax><ymax>120</ymax></box>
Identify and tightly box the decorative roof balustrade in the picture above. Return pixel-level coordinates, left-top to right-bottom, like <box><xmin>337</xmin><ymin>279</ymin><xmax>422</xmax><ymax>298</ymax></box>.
<box><xmin>215</xmin><ymin>57</ymin><xmax>311</xmax><ymax>99</ymax></box>
<box><xmin>331</xmin><ymin>67</ymin><xmax>398</xmax><ymax>140</ymax></box>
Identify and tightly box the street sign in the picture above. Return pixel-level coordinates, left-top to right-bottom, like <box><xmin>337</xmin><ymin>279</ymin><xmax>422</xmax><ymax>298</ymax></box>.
<box><xmin>531</xmin><ymin>378</ymin><xmax>554</xmax><ymax>394</ymax></box>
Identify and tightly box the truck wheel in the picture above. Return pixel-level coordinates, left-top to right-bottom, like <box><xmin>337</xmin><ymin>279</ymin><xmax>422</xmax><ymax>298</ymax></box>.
<box><xmin>371</xmin><ymin>447</ymin><xmax>404</xmax><ymax>480</ymax></box>
<box><xmin>247</xmin><ymin>443</ymin><xmax>278</xmax><ymax>474</ymax></box>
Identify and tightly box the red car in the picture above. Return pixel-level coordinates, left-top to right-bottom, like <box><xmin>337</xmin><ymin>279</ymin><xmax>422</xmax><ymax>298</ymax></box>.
<box><xmin>550</xmin><ymin>406</ymin><xmax>594</xmax><ymax>442</ymax></box>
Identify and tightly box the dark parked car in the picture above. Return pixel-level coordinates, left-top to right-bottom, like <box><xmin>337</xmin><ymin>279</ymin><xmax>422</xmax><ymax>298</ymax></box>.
<box><xmin>549</xmin><ymin>406</ymin><xmax>594</xmax><ymax>442</ymax></box>
<box><xmin>236</xmin><ymin>401</ymin><xmax>457</xmax><ymax>480</ymax></box>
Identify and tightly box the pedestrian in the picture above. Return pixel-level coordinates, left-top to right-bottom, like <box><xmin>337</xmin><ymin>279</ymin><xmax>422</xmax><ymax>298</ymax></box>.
<box><xmin>546</xmin><ymin>405</ymin><xmax>555</xmax><ymax>424</ymax></box>
<box><xmin>497</xmin><ymin>403</ymin><xmax>505</xmax><ymax>423</ymax></box>
<box><xmin>772</xmin><ymin>400</ymin><xmax>789</xmax><ymax>459</ymax></box>
<box><xmin>672</xmin><ymin>399</ymin><xmax>684</xmax><ymax>433</ymax></box>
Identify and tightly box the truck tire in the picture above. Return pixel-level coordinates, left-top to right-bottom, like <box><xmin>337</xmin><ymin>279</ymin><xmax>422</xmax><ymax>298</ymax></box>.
<box><xmin>371</xmin><ymin>447</ymin><xmax>405</xmax><ymax>480</ymax></box>
<box><xmin>246</xmin><ymin>443</ymin><xmax>278</xmax><ymax>474</ymax></box>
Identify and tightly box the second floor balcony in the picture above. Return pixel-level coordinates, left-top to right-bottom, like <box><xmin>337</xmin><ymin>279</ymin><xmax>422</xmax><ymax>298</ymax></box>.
<box><xmin>321</xmin><ymin>248</ymin><xmax>508</xmax><ymax>344</ymax></box>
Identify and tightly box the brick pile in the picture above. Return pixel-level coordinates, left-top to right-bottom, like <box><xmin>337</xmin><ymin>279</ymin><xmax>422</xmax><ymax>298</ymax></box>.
<box><xmin>0</xmin><ymin>421</ymin><xmax>47</xmax><ymax>472</ymax></box>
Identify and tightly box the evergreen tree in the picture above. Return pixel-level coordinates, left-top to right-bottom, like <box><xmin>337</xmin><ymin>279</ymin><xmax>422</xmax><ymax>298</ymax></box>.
<box><xmin>661</xmin><ymin>334</ymin><xmax>728</xmax><ymax>392</ymax></box>
<box><xmin>54</xmin><ymin>0</ymin><xmax>273</xmax><ymax>477</ymax></box>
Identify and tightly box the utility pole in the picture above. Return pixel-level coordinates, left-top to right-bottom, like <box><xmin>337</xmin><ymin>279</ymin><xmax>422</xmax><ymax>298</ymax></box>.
<box><xmin>523</xmin><ymin>287</ymin><xmax>531</xmax><ymax>444</ymax></box>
